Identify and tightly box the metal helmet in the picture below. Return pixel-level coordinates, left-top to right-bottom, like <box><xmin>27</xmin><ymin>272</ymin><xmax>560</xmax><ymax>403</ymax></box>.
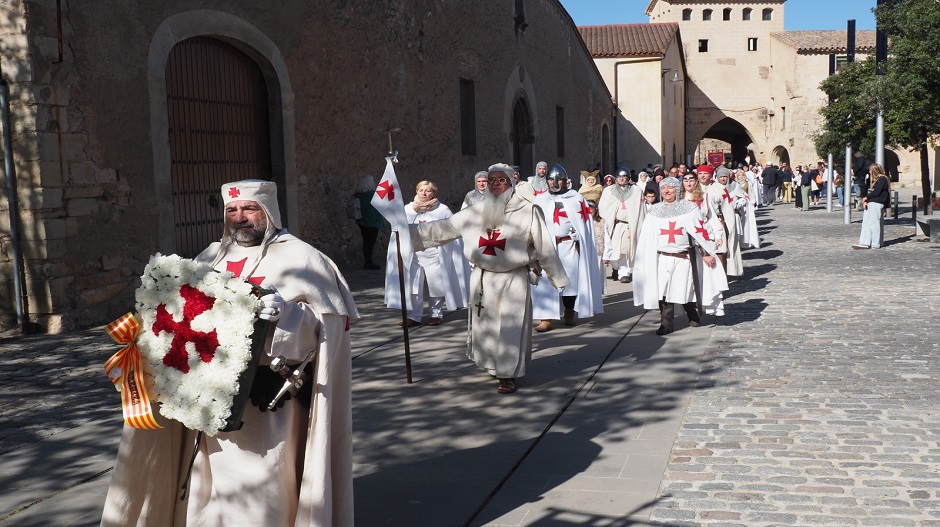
<box><xmin>615</xmin><ymin>167</ymin><xmax>630</xmax><ymax>179</ymax></box>
<box><xmin>547</xmin><ymin>164</ymin><xmax>569</xmax><ymax>193</ymax></box>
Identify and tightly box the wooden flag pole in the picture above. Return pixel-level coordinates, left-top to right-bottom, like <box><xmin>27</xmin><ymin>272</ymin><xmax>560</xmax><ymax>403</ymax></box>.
<box><xmin>396</xmin><ymin>229</ymin><xmax>413</xmax><ymax>384</ymax></box>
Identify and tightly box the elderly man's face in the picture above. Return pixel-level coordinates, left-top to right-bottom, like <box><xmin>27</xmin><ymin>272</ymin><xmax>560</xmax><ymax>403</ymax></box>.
<box><xmin>487</xmin><ymin>172</ymin><xmax>511</xmax><ymax>197</ymax></box>
<box><xmin>226</xmin><ymin>200</ymin><xmax>268</xmax><ymax>247</ymax></box>
<box><xmin>537</xmin><ymin>165</ymin><xmax>548</xmax><ymax>177</ymax></box>
<box><xmin>476</xmin><ymin>177</ymin><xmax>488</xmax><ymax>191</ymax></box>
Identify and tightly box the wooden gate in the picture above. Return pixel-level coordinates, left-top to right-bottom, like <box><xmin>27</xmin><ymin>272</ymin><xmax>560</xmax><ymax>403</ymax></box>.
<box><xmin>166</xmin><ymin>36</ymin><xmax>272</xmax><ymax>257</ymax></box>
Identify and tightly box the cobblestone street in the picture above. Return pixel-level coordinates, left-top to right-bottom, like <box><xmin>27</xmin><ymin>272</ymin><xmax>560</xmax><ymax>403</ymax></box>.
<box><xmin>650</xmin><ymin>196</ymin><xmax>940</xmax><ymax>526</ymax></box>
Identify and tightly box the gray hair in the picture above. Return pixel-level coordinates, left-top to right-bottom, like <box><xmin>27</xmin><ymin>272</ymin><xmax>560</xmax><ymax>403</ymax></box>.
<box><xmin>659</xmin><ymin>176</ymin><xmax>681</xmax><ymax>191</ymax></box>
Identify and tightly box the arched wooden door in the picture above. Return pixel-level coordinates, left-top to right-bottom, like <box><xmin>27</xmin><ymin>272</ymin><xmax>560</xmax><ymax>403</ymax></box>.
<box><xmin>166</xmin><ymin>36</ymin><xmax>272</xmax><ymax>257</ymax></box>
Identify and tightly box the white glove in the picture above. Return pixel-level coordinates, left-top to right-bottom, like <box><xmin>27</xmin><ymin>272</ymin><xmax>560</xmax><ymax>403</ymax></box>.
<box><xmin>567</xmin><ymin>229</ymin><xmax>580</xmax><ymax>242</ymax></box>
<box><xmin>258</xmin><ymin>284</ymin><xmax>285</xmax><ymax>322</ymax></box>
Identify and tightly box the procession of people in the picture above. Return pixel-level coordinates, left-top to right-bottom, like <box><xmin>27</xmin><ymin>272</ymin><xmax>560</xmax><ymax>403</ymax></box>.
<box><xmin>98</xmin><ymin>156</ymin><xmax>809</xmax><ymax>525</ymax></box>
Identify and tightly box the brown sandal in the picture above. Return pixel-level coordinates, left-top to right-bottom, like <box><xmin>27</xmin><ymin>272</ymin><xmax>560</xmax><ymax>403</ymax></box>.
<box><xmin>496</xmin><ymin>378</ymin><xmax>517</xmax><ymax>394</ymax></box>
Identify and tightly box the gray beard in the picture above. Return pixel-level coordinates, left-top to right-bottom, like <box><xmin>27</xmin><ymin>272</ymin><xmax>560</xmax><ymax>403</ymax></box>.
<box><xmin>481</xmin><ymin>190</ymin><xmax>513</xmax><ymax>231</ymax></box>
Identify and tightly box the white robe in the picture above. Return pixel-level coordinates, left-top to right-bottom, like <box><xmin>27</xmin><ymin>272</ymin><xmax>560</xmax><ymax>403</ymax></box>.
<box><xmin>384</xmin><ymin>202</ymin><xmax>469</xmax><ymax>314</ymax></box>
<box><xmin>706</xmin><ymin>183</ymin><xmax>746</xmax><ymax>276</ymax></box>
<box><xmin>633</xmin><ymin>201</ymin><xmax>728</xmax><ymax>316</ymax></box>
<box><xmin>531</xmin><ymin>190</ymin><xmax>603</xmax><ymax>320</ymax></box>
<box><xmin>411</xmin><ymin>185</ymin><xmax>568</xmax><ymax>378</ymax></box>
<box><xmin>100</xmin><ymin>232</ymin><xmax>358</xmax><ymax>527</ymax></box>
<box><xmin>598</xmin><ymin>184</ymin><xmax>644</xmax><ymax>266</ymax></box>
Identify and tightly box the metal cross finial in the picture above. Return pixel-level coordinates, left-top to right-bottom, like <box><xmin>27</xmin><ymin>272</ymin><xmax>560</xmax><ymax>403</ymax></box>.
<box><xmin>379</xmin><ymin>127</ymin><xmax>402</xmax><ymax>156</ymax></box>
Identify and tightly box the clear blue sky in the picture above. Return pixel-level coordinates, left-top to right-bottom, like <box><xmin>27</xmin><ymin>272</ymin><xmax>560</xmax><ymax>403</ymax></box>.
<box><xmin>560</xmin><ymin>0</ymin><xmax>877</xmax><ymax>30</ymax></box>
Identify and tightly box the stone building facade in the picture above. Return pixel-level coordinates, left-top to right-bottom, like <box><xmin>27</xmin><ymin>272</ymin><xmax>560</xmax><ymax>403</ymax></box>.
<box><xmin>583</xmin><ymin>0</ymin><xmax>936</xmax><ymax>185</ymax></box>
<box><xmin>579</xmin><ymin>23</ymin><xmax>687</xmax><ymax>171</ymax></box>
<box><xmin>0</xmin><ymin>0</ymin><xmax>613</xmax><ymax>332</ymax></box>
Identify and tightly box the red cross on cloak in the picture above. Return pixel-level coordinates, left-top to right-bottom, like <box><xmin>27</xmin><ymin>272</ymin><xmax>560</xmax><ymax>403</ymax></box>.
<box><xmin>694</xmin><ymin>219</ymin><xmax>711</xmax><ymax>241</ymax></box>
<box><xmin>534</xmin><ymin>188</ymin><xmax>547</xmax><ymax>196</ymax></box>
<box><xmin>152</xmin><ymin>284</ymin><xmax>221</xmax><ymax>373</ymax></box>
<box><xmin>478</xmin><ymin>229</ymin><xmax>506</xmax><ymax>256</ymax></box>
<box><xmin>578</xmin><ymin>200</ymin><xmax>592</xmax><ymax>222</ymax></box>
<box><xmin>660</xmin><ymin>221</ymin><xmax>684</xmax><ymax>244</ymax></box>
<box><xmin>721</xmin><ymin>188</ymin><xmax>733</xmax><ymax>203</ymax></box>
<box><xmin>552</xmin><ymin>207</ymin><xmax>568</xmax><ymax>225</ymax></box>
<box><xmin>228</xmin><ymin>187</ymin><xmax>241</xmax><ymax>199</ymax></box>
<box><xmin>376</xmin><ymin>180</ymin><xmax>395</xmax><ymax>200</ymax></box>
<box><xmin>226</xmin><ymin>257</ymin><xmax>266</xmax><ymax>286</ymax></box>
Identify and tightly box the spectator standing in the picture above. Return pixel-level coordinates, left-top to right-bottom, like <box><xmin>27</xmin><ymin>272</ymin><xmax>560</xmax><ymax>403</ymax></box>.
<box><xmin>779</xmin><ymin>163</ymin><xmax>793</xmax><ymax>203</ymax></box>
<box><xmin>761</xmin><ymin>164</ymin><xmax>779</xmax><ymax>206</ymax></box>
<box><xmin>853</xmin><ymin>163</ymin><xmax>890</xmax><ymax>249</ymax></box>
<box><xmin>355</xmin><ymin>174</ymin><xmax>384</xmax><ymax>269</ymax></box>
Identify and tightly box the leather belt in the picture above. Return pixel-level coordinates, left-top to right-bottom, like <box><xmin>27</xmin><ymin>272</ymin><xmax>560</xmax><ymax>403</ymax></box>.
<box><xmin>555</xmin><ymin>236</ymin><xmax>573</xmax><ymax>243</ymax></box>
<box><xmin>658</xmin><ymin>251</ymin><xmax>689</xmax><ymax>259</ymax></box>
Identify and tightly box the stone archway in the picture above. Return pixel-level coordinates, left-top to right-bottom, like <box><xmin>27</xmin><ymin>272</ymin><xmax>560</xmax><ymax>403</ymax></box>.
<box><xmin>883</xmin><ymin>149</ymin><xmax>901</xmax><ymax>183</ymax></box>
<box><xmin>691</xmin><ymin>117</ymin><xmax>757</xmax><ymax>167</ymax></box>
<box><xmin>771</xmin><ymin>145</ymin><xmax>791</xmax><ymax>167</ymax></box>
<box><xmin>148</xmin><ymin>10</ymin><xmax>295</xmax><ymax>255</ymax></box>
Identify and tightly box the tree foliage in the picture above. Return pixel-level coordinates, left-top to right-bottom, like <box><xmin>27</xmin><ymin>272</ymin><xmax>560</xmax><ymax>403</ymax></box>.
<box><xmin>815</xmin><ymin>0</ymin><xmax>940</xmax><ymax>197</ymax></box>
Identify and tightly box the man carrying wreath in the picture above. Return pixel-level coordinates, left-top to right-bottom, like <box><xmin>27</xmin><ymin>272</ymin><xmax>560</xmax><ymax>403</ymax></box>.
<box><xmin>101</xmin><ymin>180</ymin><xmax>358</xmax><ymax>527</ymax></box>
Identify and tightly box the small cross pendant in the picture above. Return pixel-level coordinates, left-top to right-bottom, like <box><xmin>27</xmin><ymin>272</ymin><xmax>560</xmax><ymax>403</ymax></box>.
<box><xmin>474</xmin><ymin>300</ymin><xmax>484</xmax><ymax>316</ymax></box>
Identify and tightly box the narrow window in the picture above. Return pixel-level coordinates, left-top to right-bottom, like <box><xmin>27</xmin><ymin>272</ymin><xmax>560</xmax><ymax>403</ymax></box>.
<box><xmin>743</xmin><ymin>8</ymin><xmax>752</xmax><ymax>21</ymax></box>
<box><xmin>682</xmin><ymin>8</ymin><xmax>692</xmax><ymax>21</ymax></box>
<box><xmin>699</xmin><ymin>39</ymin><xmax>709</xmax><ymax>52</ymax></box>
<box><xmin>514</xmin><ymin>0</ymin><xmax>527</xmax><ymax>31</ymax></box>
<box><xmin>556</xmin><ymin>106</ymin><xmax>565</xmax><ymax>158</ymax></box>
<box><xmin>459</xmin><ymin>78</ymin><xmax>476</xmax><ymax>155</ymax></box>
<box><xmin>748</xmin><ymin>37</ymin><xmax>758</xmax><ymax>51</ymax></box>
<box><xmin>762</xmin><ymin>8</ymin><xmax>773</xmax><ymax>21</ymax></box>
<box><xmin>723</xmin><ymin>8</ymin><xmax>732</xmax><ymax>21</ymax></box>
<box><xmin>703</xmin><ymin>9</ymin><xmax>712</xmax><ymax>21</ymax></box>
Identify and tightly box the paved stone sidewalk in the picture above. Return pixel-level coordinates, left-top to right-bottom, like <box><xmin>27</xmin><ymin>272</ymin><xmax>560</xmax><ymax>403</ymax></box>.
<box><xmin>649</xmin><ymin>197</ymin><xmax>940</xmax><ymax>526</ymax></box>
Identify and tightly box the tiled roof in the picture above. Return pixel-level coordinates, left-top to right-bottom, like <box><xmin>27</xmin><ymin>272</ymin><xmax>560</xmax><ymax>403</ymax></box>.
<box><xmin>578</xmin><ymin>23</ymin><xmax>679</xmax><ymax>58</ymax></box>
<box><xmin>771</xmin><ymin>30</ymin><xmax>877</xmax><ymax>54</ymax></box>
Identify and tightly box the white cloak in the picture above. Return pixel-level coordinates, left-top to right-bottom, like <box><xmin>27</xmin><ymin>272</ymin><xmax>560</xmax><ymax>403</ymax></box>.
<box><xmin>100</xmin><ymin>232</ymin><xmax>358</xmax><ymax>527</ymax></box>
<box><xmin>531</xmin><ymin>190</ymin><xmax>603</xmax><ymax>320</ymax></box>
<box><xmin>633</xmin><ymin>201</ymin><xmax>728</xmax><ymax>316</ymax></box>
<box><xmin>706</xmin><ymin>182</ymin><xmax>746</xmax><ymax>276</ymax></box>
<box><xmin>598</xmin><ymin>184</ymin><xmax>645</xmax><ymax>265</ymax></box>
<box><xmin>411</xmin><ymin>185</ymin><xmax>568</xmax><ymax>378</ymax></box>
<box><xmin>385</xmin><ymin>202</ymin><xmax>469</xmax><ymax>313</ymax></box>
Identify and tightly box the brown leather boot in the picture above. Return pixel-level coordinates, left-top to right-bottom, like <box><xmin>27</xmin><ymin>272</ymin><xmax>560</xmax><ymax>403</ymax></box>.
<box><xmin>535</xmin><ymin>320</ymin><xmax>552</xmax><ymax>332</ymax></box>
<box><xmin>563</xmin><ymin>309</ymin><xmax>576</xmax><ymax>326</ymax></box>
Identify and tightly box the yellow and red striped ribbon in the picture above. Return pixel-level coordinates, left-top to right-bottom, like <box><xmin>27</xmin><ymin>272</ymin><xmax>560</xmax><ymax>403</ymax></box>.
<box><xmin>104</xmin><ymin>313</ymin><xmax>162</xmax><ymax>429</ymax></box>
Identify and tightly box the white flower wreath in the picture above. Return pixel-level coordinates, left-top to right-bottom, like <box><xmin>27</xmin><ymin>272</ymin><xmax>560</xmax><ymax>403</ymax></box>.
<box><xmin>135</xmin><ymin>254</ymin><xmax>262</xmax><ymax>436</ymax></box>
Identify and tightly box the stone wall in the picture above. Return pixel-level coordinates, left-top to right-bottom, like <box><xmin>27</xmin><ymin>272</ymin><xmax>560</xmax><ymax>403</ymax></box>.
<box><xmin>0</xmin><ymin>0</ymin><xmax>612</xmax><ymax>332</ymax></box>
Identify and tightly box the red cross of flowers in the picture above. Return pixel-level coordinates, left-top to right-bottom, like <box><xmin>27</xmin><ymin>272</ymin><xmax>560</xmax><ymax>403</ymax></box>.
<box><xmin>660</xmin><ymin>221</ymin><xmax>684</xmax><ymax>244</ymax></box>
<box><xmin>228</xmin><ymin>187</ymin><xmax>241</xmax><ymax>199</ymax></box>
<box><xmin>478</xmin><ymin>229</ymin><xmax>506</xmax><ymax>256</ymax></box>
<box><xmin>152</xmin><ymin>284</ymin><xmax>221</xmax><ymax>373</ymax></box>
<box><xmin>376</xmin><ymin>180</ymin><xmax>395</xmax><ymax>201</ymax></box>
<box><xmin>695</xmin><ymin>219</ymin><xmax>711</xmax><ymax>241</ymax></box>
<box><xmin>578</xmin><ymin>200</ymin><xmax>592</xmax><ymax>222</ymax></box>
<box><xmin>553</xmin><ymin>208</ymin><xmax>568</xmax><ymax>225</ymax></box>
